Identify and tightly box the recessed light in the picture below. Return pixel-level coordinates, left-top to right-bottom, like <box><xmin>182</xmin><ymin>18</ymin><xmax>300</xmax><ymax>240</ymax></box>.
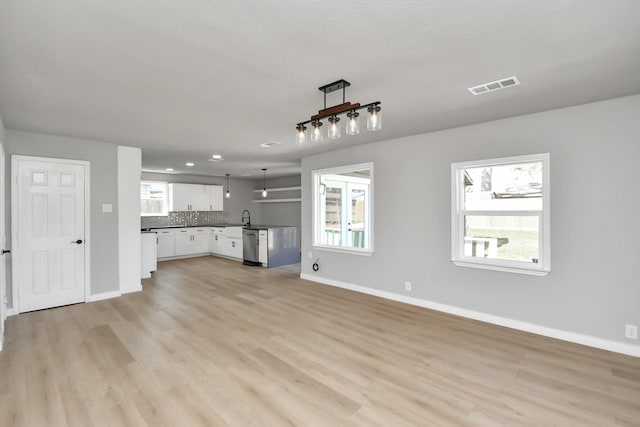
<box><xmin>185</xmin><ymin>162</ymin><xmax>194</xmax><ymax>167</ymax></box>
<box><xmin>241</xmin><ymin>173</ymin><xmax>252</xmax><ymax>177</ymax></box>
<box><xmin>259</xmin><ymin>141</ymin><xmax>281</xmax><ymax>148</ymax></box>
<box><xmin>166</xmin><ymin>168</ymin><xmax>174</xmax><ymax>172</ymax></box>
<box><xmin>212</xmin><ymin>154</ymin><xmax>223</xmax><ymax>160</ymax></box>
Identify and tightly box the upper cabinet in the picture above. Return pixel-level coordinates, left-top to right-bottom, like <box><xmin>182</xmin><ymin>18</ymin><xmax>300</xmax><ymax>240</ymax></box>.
<box><xmin>207</xmin><ymin>185</ymin><xmax>224</xmax><ymax>211</ymax></box>
<box><xmin>168</xmin><ymin>183</ymin><xmax>224</xmax><ymax>211</ymax></box>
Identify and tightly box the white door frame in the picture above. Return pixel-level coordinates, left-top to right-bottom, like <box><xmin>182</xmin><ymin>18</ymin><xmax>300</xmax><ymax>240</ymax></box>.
<box><xmin>11</xmin><ymin>155</ymin><xmax>91</xmax><ymax>315</ymax></box>
<box><xmin>0</xmin><ymin>142</ymin><xmax>5</xmax><ymax>350</ymax></box>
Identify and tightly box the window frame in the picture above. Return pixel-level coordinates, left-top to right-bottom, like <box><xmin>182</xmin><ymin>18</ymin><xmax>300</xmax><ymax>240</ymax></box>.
<box><xmin>312</xmin><ymin>162</ymin><xmax>374</xmax><ymax>256</ymax></box>
<box><xmin>451</xmin><ymin>153</ymin><xmax>550</xmax><ymax>276</ymax></box>
<box><xmin>140</xmin><ymin>180</ymin><xmax>169</xmax><ymax>217</ymax></box>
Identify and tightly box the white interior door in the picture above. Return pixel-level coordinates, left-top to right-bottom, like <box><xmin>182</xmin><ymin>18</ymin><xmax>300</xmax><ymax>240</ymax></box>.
<box><xmin>14</xmin><ymin>157</ymin><xmax>88</xmax><ymax>313</ymax></box>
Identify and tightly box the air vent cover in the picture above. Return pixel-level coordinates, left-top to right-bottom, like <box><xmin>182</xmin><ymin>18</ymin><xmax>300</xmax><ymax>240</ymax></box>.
<box><xmin>468</xmin><ymin>76</ymin><xmax>520</xmax><ymax>95</ymax></box>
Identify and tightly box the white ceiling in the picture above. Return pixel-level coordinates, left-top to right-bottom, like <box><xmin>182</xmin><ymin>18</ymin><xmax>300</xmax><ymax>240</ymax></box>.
<box><xmin>1</xmin><ymin>1</ymin><xmax>639</xmax><ymax>178</ymax></box>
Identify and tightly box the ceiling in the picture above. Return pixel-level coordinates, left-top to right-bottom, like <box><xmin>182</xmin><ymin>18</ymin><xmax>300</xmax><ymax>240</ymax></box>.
<box><xmin>1</xmin><ymin>1</ymin><xmax>639</xmax><ymax>178</ymax></box>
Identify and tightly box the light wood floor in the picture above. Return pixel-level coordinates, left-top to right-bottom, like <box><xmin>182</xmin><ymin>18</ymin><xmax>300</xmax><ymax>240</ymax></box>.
<box><xmin>1</xmin><ymin>257</ymin><xmax>639</xmax><ymax>426</ymax></box>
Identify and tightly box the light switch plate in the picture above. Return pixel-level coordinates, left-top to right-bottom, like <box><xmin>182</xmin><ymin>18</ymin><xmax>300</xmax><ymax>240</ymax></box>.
<box><xmin>102</xmin><ymin>203</ymin><xmax>113</xmax><ymax>213</ymax></box>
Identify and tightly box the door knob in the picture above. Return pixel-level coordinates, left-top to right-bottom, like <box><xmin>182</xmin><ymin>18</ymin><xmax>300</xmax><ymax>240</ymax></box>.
<box><xmin>1</xmin><ymin>249</ymin><xmax>10</xmax><ymax>255</ymax></box>
<box><xmin>71</xmin><ymin>239</ymin><xmax>83</xmax><ymax>244</ymax></box>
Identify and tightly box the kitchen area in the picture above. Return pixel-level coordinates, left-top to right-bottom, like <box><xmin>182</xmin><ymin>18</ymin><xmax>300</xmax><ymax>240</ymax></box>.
<box><xmin>140</xmin><ymin>175</ymin><xmax>301</xmax><ymax>278</ymax></box>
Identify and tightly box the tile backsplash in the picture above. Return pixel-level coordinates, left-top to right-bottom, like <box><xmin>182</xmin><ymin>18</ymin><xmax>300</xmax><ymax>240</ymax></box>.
<box><xmin>141</xmin><ymin>211</ymin><xmax>229</xmax><ymax>228</ymax></box>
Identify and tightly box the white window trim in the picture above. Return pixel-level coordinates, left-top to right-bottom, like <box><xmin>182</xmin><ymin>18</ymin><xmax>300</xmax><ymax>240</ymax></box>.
<box><xmin>451</xmin><ymin>153</ymin><xmax>550</xmax><ymax>276</ymax></box>
<box><xmin>141</xmin><ymin>180</ymin><xmax>169</xmax><ymax>217</ymax></box>
<box><xmin>312</xmin><ymin>162</ymin><xmax>374</xmax><ymax>255</ymax></box>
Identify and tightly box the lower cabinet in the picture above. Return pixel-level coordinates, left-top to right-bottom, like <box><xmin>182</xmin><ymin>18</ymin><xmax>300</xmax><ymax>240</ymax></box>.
<box><xmin>226</xmin><ymin>237</ymin><xmax>242</xmax><ymax>259</ymax></box>
<box><xmin>175</xmin><ymin>228</ymin><xmax>209</xmax><ymax>256</ymax></box>
<box><xmin>141</xmin><ymin>232</ymin><xmax>157</xmax><ymax>278</ymax></box>
<box><xmin>223</xmin><ymin>227</ymin><xmax>243</xmax><ymax>259</ymax></box>
<box><xmin>152</xmin><ymin>226</ymin><xmax>244</xmax><ymax>261</ymax></box>
<box><xmin>210</xmin><ymin>227</ymin><xmax>225</xmax><ymax>255</ymax></box>
<box><xmin>154</xmin><ymin>229</ymin><xmax>176</xmax><ymax>258</ymax></box>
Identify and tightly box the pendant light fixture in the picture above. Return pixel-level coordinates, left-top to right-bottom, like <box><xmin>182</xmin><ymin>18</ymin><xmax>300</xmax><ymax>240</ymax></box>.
<box><xmin>346</xmin><ymin>110</ymin><xmax>360</xmax><ymax>135</ymax></box>
<box><xmin>261</xmin><ymin>168</ymin><xmax>268</xmax><ymax>198</ymax></box>
<box><xmin>310</xmin><ymin>120</ymin><xmax>323</xmax><ymax>143</ymax></box>
<box><xmin>225</xmin><ymin>173</ymin><xmax>231</xmax><ymax>199</ymax></box>
<box><xmin>295</xmin><ymin>79</ymin><xmax>380</xmax><ymax>144</ymax></box>
<box><xmin>328</xmin><ymin>115</ymin><xmax>341</xmax><ymax>140</ymax></box>
<box><xmin>296</xmin><ymin>123</ymin><xmax>307</xmax><ymax>145</ymax></box>
<box><xmin>367</xmin><ymin>104</ymin><xmax>382</xmax><ymax>131</ymax></box>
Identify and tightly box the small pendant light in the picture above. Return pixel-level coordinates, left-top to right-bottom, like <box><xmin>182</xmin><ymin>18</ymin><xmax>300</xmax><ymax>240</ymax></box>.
<box><xmin>261</xmin><ymin>168</ymin><xmax>268</xmax><ymax>198</ymax></box>
<box><xmin>346</xmin><ymin>110</ymin><xmax>360</xmax><ymax>135</ymax></box>
<box><xmin>328</xmin><ymin>115</ymin><xmax>341</xmax><ymax>140</ymax></box>
<box><xmin>296</xmin><ymin>123</ymin><xmax>307</xmax><ymax>145</ymax></box>
<box><xmin>367</xmin><ymin>104</ymin><xmax>382</xmax><ymax>131</ymax></box>
<box><xmin>225</xmin><ymin>174</ymin><xmax>231</xmax><ymax>199</ymax></box>
<box><xmin>311</xmin><ymin>120</ymin><xmax>323</xmax><ymax>142</ymax></box>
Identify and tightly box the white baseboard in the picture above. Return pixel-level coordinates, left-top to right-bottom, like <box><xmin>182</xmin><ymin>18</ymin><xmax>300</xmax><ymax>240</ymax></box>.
<box><xmin>300</xmin><ymin>273</ymin><xmax>640</xmax><ymax>358</ymax></box>
<box><xmin>0</xmin><ymin>333</ymin><xmax>3</xmax><ymax>352</ymax></box>
<box><xmin>88</xmin><ymin>290</ymin><xmax>122</xmax><ymax>302</ymax></box>
<box><xmin>121</xmin><ymin>286</ymin><xmax>142</xmax><ymax>295</ymax></box>
<box><xmin>6</xmin><ymin>307</ymin><xmax>16</xmax><ymax>317</ymax></box>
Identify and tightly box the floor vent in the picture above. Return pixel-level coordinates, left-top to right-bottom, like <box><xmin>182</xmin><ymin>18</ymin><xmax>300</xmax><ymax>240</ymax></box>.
<box><xmin>468</xmin><ymin>76</ymin><xmax>520</xmax><ymax>95</ymax></box>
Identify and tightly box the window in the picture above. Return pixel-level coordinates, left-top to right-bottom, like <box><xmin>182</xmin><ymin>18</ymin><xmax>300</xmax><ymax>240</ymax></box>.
<box><xmin>451</xmin><ymin>153</ymin><xmax>550</xmax><ymax>275</ymax></box>
<box><xmin>313</xmin><ymin>163</ymin><xmax>373</xmax><ymax>254</ymax></box>
<box><xmin>140</xmin><ymin>181</ymin><xmax>169</xmax><ymax>216</ymax></box>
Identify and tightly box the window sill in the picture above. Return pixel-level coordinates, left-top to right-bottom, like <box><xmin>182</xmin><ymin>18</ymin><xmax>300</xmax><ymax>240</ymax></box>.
<box><xmin>314</xmin><ymin>245</ymin><xmax>373</xmax><ymax>256</ymax></box>
<box><xmin>452</xmin><ymin>260</ymin><xmax>549</xmax><ymax>276</ymax></box>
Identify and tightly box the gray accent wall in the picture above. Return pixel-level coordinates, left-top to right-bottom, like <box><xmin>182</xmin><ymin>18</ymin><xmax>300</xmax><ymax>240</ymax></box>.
<box><xmin>261</xmin><ymin>175</ymin><xmax>301</xmax><ymax>229</ymax></box>
<box><xmin>5</xmin><ymin>130</ymin><xmax>120</xmax><ymax>302</ymax></box>
<box><xmin>301</xmin><ymin>94</ymin><xmax>640</xmax><ymax>347</ymax></box>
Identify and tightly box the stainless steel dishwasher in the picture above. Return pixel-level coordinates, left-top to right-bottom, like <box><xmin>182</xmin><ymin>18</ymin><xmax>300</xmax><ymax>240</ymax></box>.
<box><xmin>242</xmin><ymin>229</ymin><xmax>261</xmax><ymax>266</ymax></box>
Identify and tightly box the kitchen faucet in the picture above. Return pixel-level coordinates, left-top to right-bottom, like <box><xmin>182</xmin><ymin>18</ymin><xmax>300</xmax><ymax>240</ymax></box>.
<box><xmin>241</xmin><ymin>209</ymin><xmax>251</xmax><ymax>226</ymax></box>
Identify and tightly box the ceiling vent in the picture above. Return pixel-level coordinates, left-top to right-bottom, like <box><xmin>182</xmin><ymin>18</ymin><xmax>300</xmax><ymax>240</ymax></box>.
<box><xmin>468</xmin><ymin>76</ymin><xmax>520</xmax><ymax>96</ymax></box>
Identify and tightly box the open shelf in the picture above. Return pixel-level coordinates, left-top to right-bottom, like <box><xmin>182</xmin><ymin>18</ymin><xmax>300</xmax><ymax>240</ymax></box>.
<box><xmin>252</xmin><ymin>186</ymin><xmax>301</xmax><ymax>193</ymax></box>
<box><xmin>252</xmin><ymin>198</ymin><xmax>301</xmax><ymax>203</ymax></box>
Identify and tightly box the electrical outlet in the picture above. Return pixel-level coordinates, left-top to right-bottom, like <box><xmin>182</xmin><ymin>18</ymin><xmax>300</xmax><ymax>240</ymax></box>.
<box><xmin>625</xmin><ymin>324</ymin><xmax>638</xmax><ymax>340</ymax></box>
<box><xmin>405</xmin><ymin>281</ymin><xmax>412</xmax><ymax>291</ymax></box>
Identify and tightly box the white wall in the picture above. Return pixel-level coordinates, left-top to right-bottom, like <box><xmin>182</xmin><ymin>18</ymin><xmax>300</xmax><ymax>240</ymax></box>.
<box><xmin>301</xmin><ymin>94</ymin><xmax>640</xmax><ymax>355</ymax></box>
<box><xmin>5</xmin><ymin>130</ymin><xmax>121</xmax><ymax>302</ymax></box>
<box><xmin>118</xmin><ymin>146</ymin><xmax>142</xmax><ymax>295</ymax></box>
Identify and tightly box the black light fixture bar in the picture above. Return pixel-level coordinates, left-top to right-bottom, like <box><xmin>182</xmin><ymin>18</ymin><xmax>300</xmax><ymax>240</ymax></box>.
<box><xmin>297</xmin><ymin>101</ymin><xmax>381</xmax><ymax>127</ymax></box>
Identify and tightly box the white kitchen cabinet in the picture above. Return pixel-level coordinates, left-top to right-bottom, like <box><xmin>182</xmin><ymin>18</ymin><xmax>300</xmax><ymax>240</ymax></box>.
<box><xmin>154</xmin><ymin>229</ymin><xmax>176</xmax><ymax>258</ymax></box>
<box><xmin>210</xmin><ymin>227</ymin><xmax>225</xmax><ymax>255</ymax></box>
<box><xmin>174</xmin><ymin>228</ymin><xmax>192</xmax><ymax>255</ymax></box>
<box><xmin>141</xmin><ymin>232</ymin><xmax>157</xmax><ymax>278</ymax></box>
<box><xmin>192</xmin><ymin>228</ymin><xmax>210</xmax><ymax>254</ymax></box>
<box><xmin>226</xmin><ymin>237</ymin><xmax>242</xmax><ymax>259</ymax></box>
<box><xmin>223</xmin><ymin>227</ymin><xmax>243</xmax><ymax>259</ymax></box>
<box><xmin>207</xmin><ymin>185</ymin><xmax>224</xmax><ymax>211</ymax></box>
<box><xmin>175</xmin><ymin>227</ymin><xmax>209</xmax><ymax>256</ymax></box>
<box><xmin>168</xmin><ymin>183</ymin><xmax>208</xmax><ymax>211</ymax></box>
<box><xmin>258</xmin><ymin>230</ymin><xmax>268</xmax><ymax>266</ymax></box>
<box><xmin>168</xmin><ymin>183</ymin><xmax>224</xmax><ymax>212</ymax></box>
